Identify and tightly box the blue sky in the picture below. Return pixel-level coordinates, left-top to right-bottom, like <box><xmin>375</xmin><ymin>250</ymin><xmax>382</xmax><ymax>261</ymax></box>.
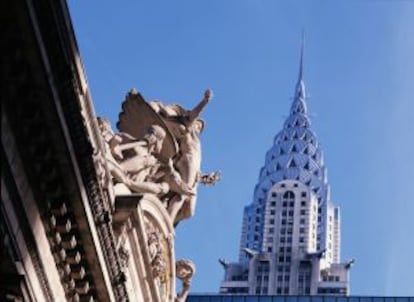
<box><xmin>68</xmin><ymin>0</ymin><xmax>414</xmax><ymax>296</ymax></box>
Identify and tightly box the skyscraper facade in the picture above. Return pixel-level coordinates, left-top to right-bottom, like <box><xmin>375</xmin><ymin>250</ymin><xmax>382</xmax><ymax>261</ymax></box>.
<box><xmin>219</xmin><ymin>47</ymin><xmax>352</xmax><ymax>296</ymax></box>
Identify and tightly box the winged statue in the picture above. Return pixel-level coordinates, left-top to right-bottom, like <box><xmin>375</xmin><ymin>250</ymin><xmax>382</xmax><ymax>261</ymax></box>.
<box><xmin>98</xmin><ymin>88</ymin><xmax>219</xmax><ymax>225</ymax></box>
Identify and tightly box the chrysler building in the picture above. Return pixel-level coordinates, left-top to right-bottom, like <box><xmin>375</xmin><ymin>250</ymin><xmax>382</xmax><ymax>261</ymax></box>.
<box><xmin>219</xmin><ymin>44</ymin><xmax>353</xmax><ymax>295</ymax></box>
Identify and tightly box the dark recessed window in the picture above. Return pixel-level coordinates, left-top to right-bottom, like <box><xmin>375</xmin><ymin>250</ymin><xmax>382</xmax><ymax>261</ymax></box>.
<box><xmin>284</xmin><ymin>275</ymin><xmax>290</xmax><ymax>281</ymax></box>
<box><xmin>269</xmin><ymin>227</ymin><xmax>274</xmax><ymax>233</ymax></box>
<box><xmin>289</xmin><ymin>159</ymin><xmax>297</xmax><ymax>168</ymax></box>
<box><xmin>283</xmin><ymin>191</ymin><xmax>295</xmax><ymax>199</ymax></box>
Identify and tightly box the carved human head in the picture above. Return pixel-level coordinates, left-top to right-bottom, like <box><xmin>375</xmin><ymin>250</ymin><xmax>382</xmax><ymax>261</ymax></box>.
<box><xmin>144</xmin><ymin>125</ymin><xmax>166</xmax><ymax>153</ymax></box>
<box><xmin>192</xmin><ymin>119</ymin><xmax>205</xmax><ymax>134</ymax></box>
<box><xmin>176</xmin><ymin>259</ymin><xmax>195</xmax><ymax>280</ymax></box>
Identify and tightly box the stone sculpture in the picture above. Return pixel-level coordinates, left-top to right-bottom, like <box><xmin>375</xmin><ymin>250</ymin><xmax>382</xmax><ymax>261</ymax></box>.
<box><xmin>149</xmin><ymin>89</ymin><xmax>212</xmax><ymax>224</ymax></box>
<box><xmin>98</xmin><ymin>89</ymin><xmax>219</xmax><ymax>301</ymax></box>
<box><xmin>175</xmin><ymin>259</ymin><xmax>195</xmax><ymax>302</ymax></box>
<box><xmin>97</xmin><ymin>118</ymin><xmax>169</xmax><ymax>196</ymax></box>
<box><xmin>99</xmin><ymin>88</ymin><xmax>219</xmax><ymax>225</ymax></box>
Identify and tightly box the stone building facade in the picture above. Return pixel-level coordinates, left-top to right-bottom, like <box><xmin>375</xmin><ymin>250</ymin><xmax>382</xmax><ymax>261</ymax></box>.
<box><xmin>1</xmin><ymin>1</ymin><xmax>214</xmax><ymax>301</ymax></box>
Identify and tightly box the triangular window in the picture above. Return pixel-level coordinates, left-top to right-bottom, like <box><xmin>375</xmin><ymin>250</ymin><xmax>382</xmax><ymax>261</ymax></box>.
<box><xmin>291</xmin><ymin>145</ymin><xmax>297</xmax><ymax>153</ymax></box>
<box><xmin>303</xmin><ymin>147</ymin><xmax>308</xmax><ymax>155</ymax></box>
<box><xmin>289</xmin><ymin>159</ymin><xmax>297</xmax><ymax>168</ymax></box>
<box><xmin>304</xmin><ymin>161</ymin><xmax>310</xmax><ymax>170</ymax></box>
<box><xmin>276</xmin><ymin>163</ymin><xmax>282</xmax><ymax>171</ymax></box>
<box><xmin>293</xmin><ymin>132</ymin><xmax>298</xmax><ymax>140</ymax></box>
<box><xmin>280</xmin><ymin>148</ymin><xmax>285</xmax><ymax>155</ymax></box>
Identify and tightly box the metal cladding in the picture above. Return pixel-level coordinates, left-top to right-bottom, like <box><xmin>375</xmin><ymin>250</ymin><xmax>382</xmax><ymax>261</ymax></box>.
<box><xmin>254</xmin><ymin>64</ymin><xmax>329</xmax><ymax>208</ymax></box>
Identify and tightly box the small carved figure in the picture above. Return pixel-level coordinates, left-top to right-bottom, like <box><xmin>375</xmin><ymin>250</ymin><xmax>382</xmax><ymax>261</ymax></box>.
<box><xmin>198</xmin><ymin>170</ymin><xmax>222</xmax><ymax>186</ymax></box>
<box><xmin>175</xmin><ymin>259</ymin><xmax>195</xmax><ymax>302</ymax></box>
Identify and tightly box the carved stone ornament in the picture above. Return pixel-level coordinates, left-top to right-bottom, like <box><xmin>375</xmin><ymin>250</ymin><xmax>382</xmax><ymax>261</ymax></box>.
<box><xmin>103</xmin><ymin>89</ymin><xmax>219</xmax><ymax>301</ymax></box>
<box><xmin>98</xmin><ymin>89</ymin><xmax>220</xmax><ymax>225</ymax></box>
<box><xmin>145</xmin><ymin>220</ymin><xmax>168</xmax><ymax>285</ymax></box>
<box><xmin>175</xmin><ymin>259</ymin><xmax>195</xmax><ymax>302</ymax></box>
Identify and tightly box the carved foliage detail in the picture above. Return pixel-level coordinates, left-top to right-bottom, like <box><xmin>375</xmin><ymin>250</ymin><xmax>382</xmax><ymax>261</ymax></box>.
<box><xmin>144</xmin><ymin>217</ymin><xmax>171</xmax><ymax>301</ymax></box>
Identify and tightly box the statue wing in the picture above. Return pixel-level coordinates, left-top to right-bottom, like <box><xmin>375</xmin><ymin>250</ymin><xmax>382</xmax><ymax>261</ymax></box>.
<box><xmin>117</xmin><ymin>89</ymin><xmax>179</xmax><ymax>160</ymax></box>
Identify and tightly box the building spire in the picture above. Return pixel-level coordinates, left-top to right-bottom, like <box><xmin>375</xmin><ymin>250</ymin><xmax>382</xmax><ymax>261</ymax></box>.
<box><xmin>298</xmin><ymin>30</ymin><xmax>305</xmax><ymax>84</ymax></box>
<box><xmin>290</xmin><ymin>31</ymin><xmax>307</xmax><ymax>115</ymax></box>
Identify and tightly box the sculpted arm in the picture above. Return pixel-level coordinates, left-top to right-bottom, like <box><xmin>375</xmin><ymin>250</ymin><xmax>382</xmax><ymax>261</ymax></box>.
<box><xmin>117</xmin><ymin>140</ymin><xmax>147</xmax><ymax>152</ymax></box>
<box><xmin>187</xmin><ymin>89</ymin><xmax>212</xmax><ymax>124</ymax></box>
